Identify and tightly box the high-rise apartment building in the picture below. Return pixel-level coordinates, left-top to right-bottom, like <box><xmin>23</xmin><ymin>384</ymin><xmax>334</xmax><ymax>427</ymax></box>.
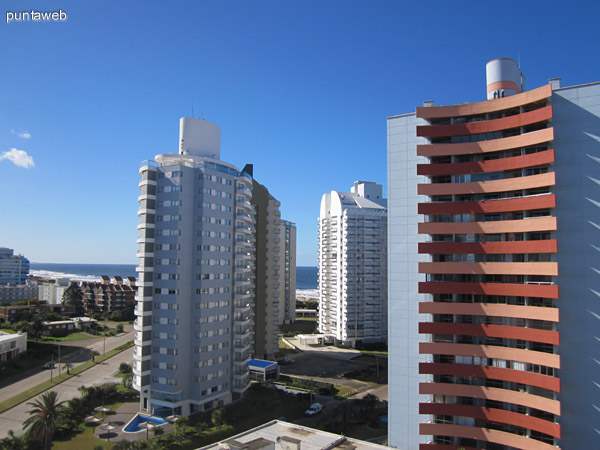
<box><xmin>318</xmin><ymin>181</ymin><xmax>387</xmax><ymax>346</ymax></box>
<box><xmin>281</xmin><ymin>220</ymin><xmax>297</xmax><ymax>324</ymax></box>
<box><xmin>388</xmin><ymin>58</ymin><xmax>600</xmax><ymax>449</ymax></box>
<box><xmin>0</xmin><ymin>247</ymin><xmax>29</xmax><ymax>286</ymax></box>
<box><xmin>251</xmin><ymin>182</ymin><xmax>297</xmax><ymax>360</ymax></box>
<box><xmin>134</xmin><ymin>118</ymin><xmax>255</xmax><ymax>416</ymax></box>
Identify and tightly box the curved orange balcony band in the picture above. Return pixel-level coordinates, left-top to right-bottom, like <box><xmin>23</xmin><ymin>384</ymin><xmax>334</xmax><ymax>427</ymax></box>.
<box><xmin>420</xmin><ymin>382</ymin><xmax>561</xmax><ymax>415</ymax></box>
<box><xmin>417</xmin><ymin>149</ymin><xmax>555</xmax><ymax>177</ymax></box>
<box><xmin>419</xmin><ymin>216</ymin><xmax>557</xmax><ymax>234</ymax></box>
<box><xmin>418</xmin><ymin>240</ymin><xmax>558</xmax><ymax>255</ymax></box>
<box><xmin>416</xmin><ymin>84</ymin><xmax>552</xmax><ymax>119</ymax></box>
<box><xmin>419</xmin><ymin>423</ymin><xmax>558</xmax><ymax>450</ymax></box>
<box><xmin>417</xmin><ymin>128</ymin><xmax>554</xmax><ymax>157</ymax></box>
<box><xmin>419</xmin><ymin>322</ymin><xmax>559</xmax><ymax>345</ymax></box>
<box><xmin>419</xmin><ymin>403</ymin><xmax>560</xmax><ymax>438</ymax></box>
<box><xmin>420</xmin><ymin>445</ymin><xmax>478</xmax><ymax>450</ymax></box>
<box><xmin>419</xmin><ymin>302</ymin><xmax>559</xmax><ymax>322</ymax></box>
<box><xmin>419</xmin><ymin>362</ymin><xmax>560</xmax><ymax>392</ymax></box>
<box><xmin>420</xmin><ymin>342</ymin><xmax>560</xmax><ymax>368</ymax></box>
<box><xmin>418</xmin><ymin>194</ymin><xmax>556</xmax><ymax>215</ymax></box>
<box><xmin>417</xmin><ymin>172</ymin><xmax>555</xmax><ymax>196</ymax></box>
<box><xmin>418</xmin><ymin>281</ymin><xmax>559</xmax><ymax>299</ymax></box>
<box><xmin>417</xmin><ymin>105</ymin><xmax>552</xmax><ymax>138</ymax></box>
<box><xmin>486</xmin><ymin>80</ymin><xmax>522</xmax><ymax>94</ymax></box>
<box><xmin>418</xmin><ymin>262</ymin><xmax>558</xmax><ymax>276</ymax></box>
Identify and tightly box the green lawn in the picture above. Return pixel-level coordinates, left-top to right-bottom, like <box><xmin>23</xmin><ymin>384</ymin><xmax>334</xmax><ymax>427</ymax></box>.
<box><xmin>41</xmin><ymin>332</ymin><xmax>96</xmax><ymax>342</ymax></box>
<box><xmin>279</xmin><ymin>319</ymin><xmax>317</xmax><ymax>335</ymax></box>
<box><xmin>0</xmin><ymin>328</ymin><xmax>16</xmax><ymax>334</ymax></box>
<box><xmin>52</xmin><ymin>421</ymin><xmax>115</xmax><ymax>449</ymax></box>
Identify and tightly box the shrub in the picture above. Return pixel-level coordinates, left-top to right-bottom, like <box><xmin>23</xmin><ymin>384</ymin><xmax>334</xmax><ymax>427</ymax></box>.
<box><xmin>119</xmin><ymin>362</ymin><xmax>132</xmax><ymax>374</ymax></box>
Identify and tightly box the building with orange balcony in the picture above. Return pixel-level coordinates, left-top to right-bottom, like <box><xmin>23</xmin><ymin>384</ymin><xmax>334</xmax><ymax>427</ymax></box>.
<box><xmin>387</xmin><ymin>58</ymin><xmax>600</xmax><ymax>449</ymax></box>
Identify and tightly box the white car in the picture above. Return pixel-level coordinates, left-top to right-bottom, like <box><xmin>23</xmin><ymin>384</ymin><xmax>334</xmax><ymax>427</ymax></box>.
<box><xmin>304</xmin><ymin>403</ymin><xmax>323</xmax><ymax>416</ymax></box>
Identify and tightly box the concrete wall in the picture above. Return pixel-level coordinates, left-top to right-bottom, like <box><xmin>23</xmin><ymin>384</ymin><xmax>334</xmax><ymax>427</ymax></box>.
<box><xmin>387</xmin><ymin>112</ymin><xmax>431</xmax><ymax>449</ymax></box>
<box><xmin>553</xmin><ymin>82</ymin><xmax>600</xmax><ymax>448</ymax></box>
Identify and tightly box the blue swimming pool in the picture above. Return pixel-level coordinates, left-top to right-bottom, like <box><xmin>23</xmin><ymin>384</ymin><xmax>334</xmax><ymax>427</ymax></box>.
<box><xmin>123</xmin><ymin>413</ymin><xmax>167</xmax><ymax>432</ymax></box>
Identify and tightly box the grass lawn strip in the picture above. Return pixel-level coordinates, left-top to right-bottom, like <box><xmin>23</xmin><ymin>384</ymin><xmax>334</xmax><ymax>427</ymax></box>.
<box><xmin>0</xmin><ymin>341</ymin><xmax>133</xmax><ymax>414</ymax></box>
<box><xmin>41</xmin><ymin>332</ymin><xmax>97</xmax><ymax>342</ymax></box>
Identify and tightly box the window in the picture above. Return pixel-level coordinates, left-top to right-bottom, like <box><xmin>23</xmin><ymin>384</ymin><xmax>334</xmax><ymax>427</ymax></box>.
<box><xmin>172</xmin><ymin>186</ymin><xmax>182</xmax><ymax>192</ymax></box>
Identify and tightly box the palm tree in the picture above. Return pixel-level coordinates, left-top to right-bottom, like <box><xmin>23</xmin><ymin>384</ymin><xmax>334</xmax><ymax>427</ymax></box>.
<box><xmin>23</xmin><ymin>391</ymin><xmax>65</xmax><ymax>450</ymax></box>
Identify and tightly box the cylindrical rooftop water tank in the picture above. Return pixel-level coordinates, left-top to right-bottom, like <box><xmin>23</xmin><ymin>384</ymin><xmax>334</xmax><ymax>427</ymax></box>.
<box><xmin>486</xmin><ymin>58</ymin><xmax>525</xmax><ymax>100</ymax></box>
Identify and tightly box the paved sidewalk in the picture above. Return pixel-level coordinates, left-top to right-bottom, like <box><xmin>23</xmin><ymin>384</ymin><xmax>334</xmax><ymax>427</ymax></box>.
<box><xmin>0</xmin><ymin>346</ymin><xmax>133</xmax><ymax>438</ymax></box>
<box><xmin>283</xmin><ymin>336</ymin><xmax>363</xmax><ymax>360</ymax></box>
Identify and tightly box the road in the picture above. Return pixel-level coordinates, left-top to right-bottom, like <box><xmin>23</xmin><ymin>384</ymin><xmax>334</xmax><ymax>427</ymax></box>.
<box><xmin>0</xmin><ymin>329</ymin><xmax>134</xmax><ymax>438</ymax></box>
<box><xmin>0</xmin><ymin>327</ymin><xmax>133</xmax><ymax>404</ymax></box>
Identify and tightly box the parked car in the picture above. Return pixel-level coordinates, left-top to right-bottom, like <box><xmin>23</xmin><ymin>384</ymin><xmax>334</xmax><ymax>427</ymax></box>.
<box><xmin>43</xmin><ymin>362</ymin><xmax>55</xmax><ymax>369</ymax></box>
<box><xmin>304</xmin><ymin>403</ymin><xmax>323</xmax><ymax>416</ymax></box>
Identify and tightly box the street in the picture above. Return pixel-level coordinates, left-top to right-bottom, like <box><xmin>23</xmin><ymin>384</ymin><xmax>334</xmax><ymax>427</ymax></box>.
<box><xmin>0</xmin><ymin>329</ymin><xmax>134</xmax><ymax>438</ymax></box>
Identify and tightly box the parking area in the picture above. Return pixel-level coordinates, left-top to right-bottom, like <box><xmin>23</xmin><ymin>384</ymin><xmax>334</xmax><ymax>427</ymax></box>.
<box><xmin>280</xmin><ymin>352</ymin><xmax>367</xmax><ymax>378</ymax></box>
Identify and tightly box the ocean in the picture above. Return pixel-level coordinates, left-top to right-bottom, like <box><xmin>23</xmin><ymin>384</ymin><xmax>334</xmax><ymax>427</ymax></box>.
<box><xmin>30</xmin><ymin>263</ymin><xmax>319</xmax><ymax>290</ymax></box>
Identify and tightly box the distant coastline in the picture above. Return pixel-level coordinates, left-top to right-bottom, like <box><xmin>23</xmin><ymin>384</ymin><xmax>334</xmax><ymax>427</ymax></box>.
<box><xmin>30</xmin><ymin>263</ymin><xmax>319</xmax><ymax>291</ymax></box>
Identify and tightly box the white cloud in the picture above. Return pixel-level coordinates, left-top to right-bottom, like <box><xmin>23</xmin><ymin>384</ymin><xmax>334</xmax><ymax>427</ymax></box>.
<box><xmin>0</xmin><ymin>148</ymin><xmax>35</xmax><ymax>168</ymax></box>
<box><xmin>11</xmin><ymin>129</ymin><xmax>31</xmax><ymax>139</ymax></box>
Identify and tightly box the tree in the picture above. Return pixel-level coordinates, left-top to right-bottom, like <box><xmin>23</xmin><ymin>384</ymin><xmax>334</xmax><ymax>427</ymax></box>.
<box><xmin>65</xmin><ymin>362</ymin><xmax>73</xmax><ymax>375</ymax></box>
<box><xmin>152</xmin><ymin>426</ymin><xmax>164</xmax><ymax>439</ymax></box>
<box><xmin>62</xmin><ymin>283</ymin><xmax>84</xmax><ymax>315</ymax></box>
<box><xmin>0</xmin><ymin>429</ymin><xmax>26</xmax><ymax>450</ymax></box>
<box><xmin>119</xmin><ymin>362</ymin><xmax>132</xmax><ymax>374</ymax></box>
<box><xmin>211</xmin><ymin>407</ymin><xmax>224</xmax><ymax>427</ymax></box>
<box><xmin>23</xmin><ymin>391</ymin><xmax>65</xmax><ymax>450</ymax></box>
<box><xmin>173</xmin><ymin>416</ymin><xmax>189</xmax><ymax>444</ymax></box>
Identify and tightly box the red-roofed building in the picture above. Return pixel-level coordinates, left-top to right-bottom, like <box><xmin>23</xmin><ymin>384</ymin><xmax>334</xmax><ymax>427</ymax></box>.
<box><xmin>81</xmin><ymin>276</ymin><xmax>137</xmax><ymax>313</ymax></box>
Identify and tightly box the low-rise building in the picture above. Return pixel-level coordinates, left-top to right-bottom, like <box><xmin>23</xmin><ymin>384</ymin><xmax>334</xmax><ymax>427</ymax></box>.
<box><xmin>0</xmin><ymin>284</ymin><xmax>39</xmax><ymax>303</ymax></box>
<box><xmin>81</xmin><ymin>276</ymin><xmax>137</xmax><ymax>313</ymax></box>
<box><xmin>42</xmin><ymin>320</ymin><xmax>76</xmax><ymax>336</ymax></box>
<box><xmin>37</xmin><ymin>278</ymin><xmax>70</xmax><ymax>304</ymax></box>
<box><xmin>0</xmin><ymin>302</ymin><xmax>74</xmax><ymax>322</ymax></box>
<box><xmin>200</xmin><ymin>420</ymin><xmax>391</xmax><ymax>450</ymax></box>
<box><xmin>0</xmin><ymin>331</ymin><xmax>27</xmax><ymax>362</ymax></box>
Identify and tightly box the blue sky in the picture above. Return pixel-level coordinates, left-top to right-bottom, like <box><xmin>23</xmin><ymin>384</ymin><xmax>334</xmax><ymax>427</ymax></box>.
<box><xmin>1</xmin><ymin>0</ymin><xmax>598</xmax><ymax>265</ymax></box>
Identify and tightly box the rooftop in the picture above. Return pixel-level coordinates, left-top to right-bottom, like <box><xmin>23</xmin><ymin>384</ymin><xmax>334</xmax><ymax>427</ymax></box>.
<box><xmin>199</xmin><ymin>420</ymin><xmax>392</xmax><ymax>450</ymax></box>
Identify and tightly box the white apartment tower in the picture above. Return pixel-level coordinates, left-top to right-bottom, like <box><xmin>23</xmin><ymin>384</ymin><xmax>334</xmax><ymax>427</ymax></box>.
<box><xmin>134</xmin><ymin>118</ymin><xmax>255</xmax><ymax>417</ymax></box>
<box><xmin>318</xmin><ymin>181</ymin><xmax>388</xmax><ymax>346</ymax></box>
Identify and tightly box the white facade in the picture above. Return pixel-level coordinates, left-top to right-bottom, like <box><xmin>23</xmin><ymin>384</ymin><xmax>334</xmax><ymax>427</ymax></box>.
<box><xmin>0</xmin><ymin>332</ymin><xmax>27</xmax><ymax>362</ymax></box>
<box><xmin>134</xmin><ymin>118</ymin><xmax>255</xmax><ymax>417</ymax></box>
<box><xmin>552</xmin><ymin>80</ymin><xmax>600</xmax><ymax>449</ymax></box>
<box><xmin>318</xmin><ymin>181</ymin><xmax>387</xmax><ymax>346</ymax></box>
<box><xmin>37</xmin><ymin>278</ymin><xmax>69</xmax><ymax>304</ymax></box>
<box><xmin>386</xmin><ymin>113</ymin><xmax>431</xmax><ymax>449</ymax></box>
